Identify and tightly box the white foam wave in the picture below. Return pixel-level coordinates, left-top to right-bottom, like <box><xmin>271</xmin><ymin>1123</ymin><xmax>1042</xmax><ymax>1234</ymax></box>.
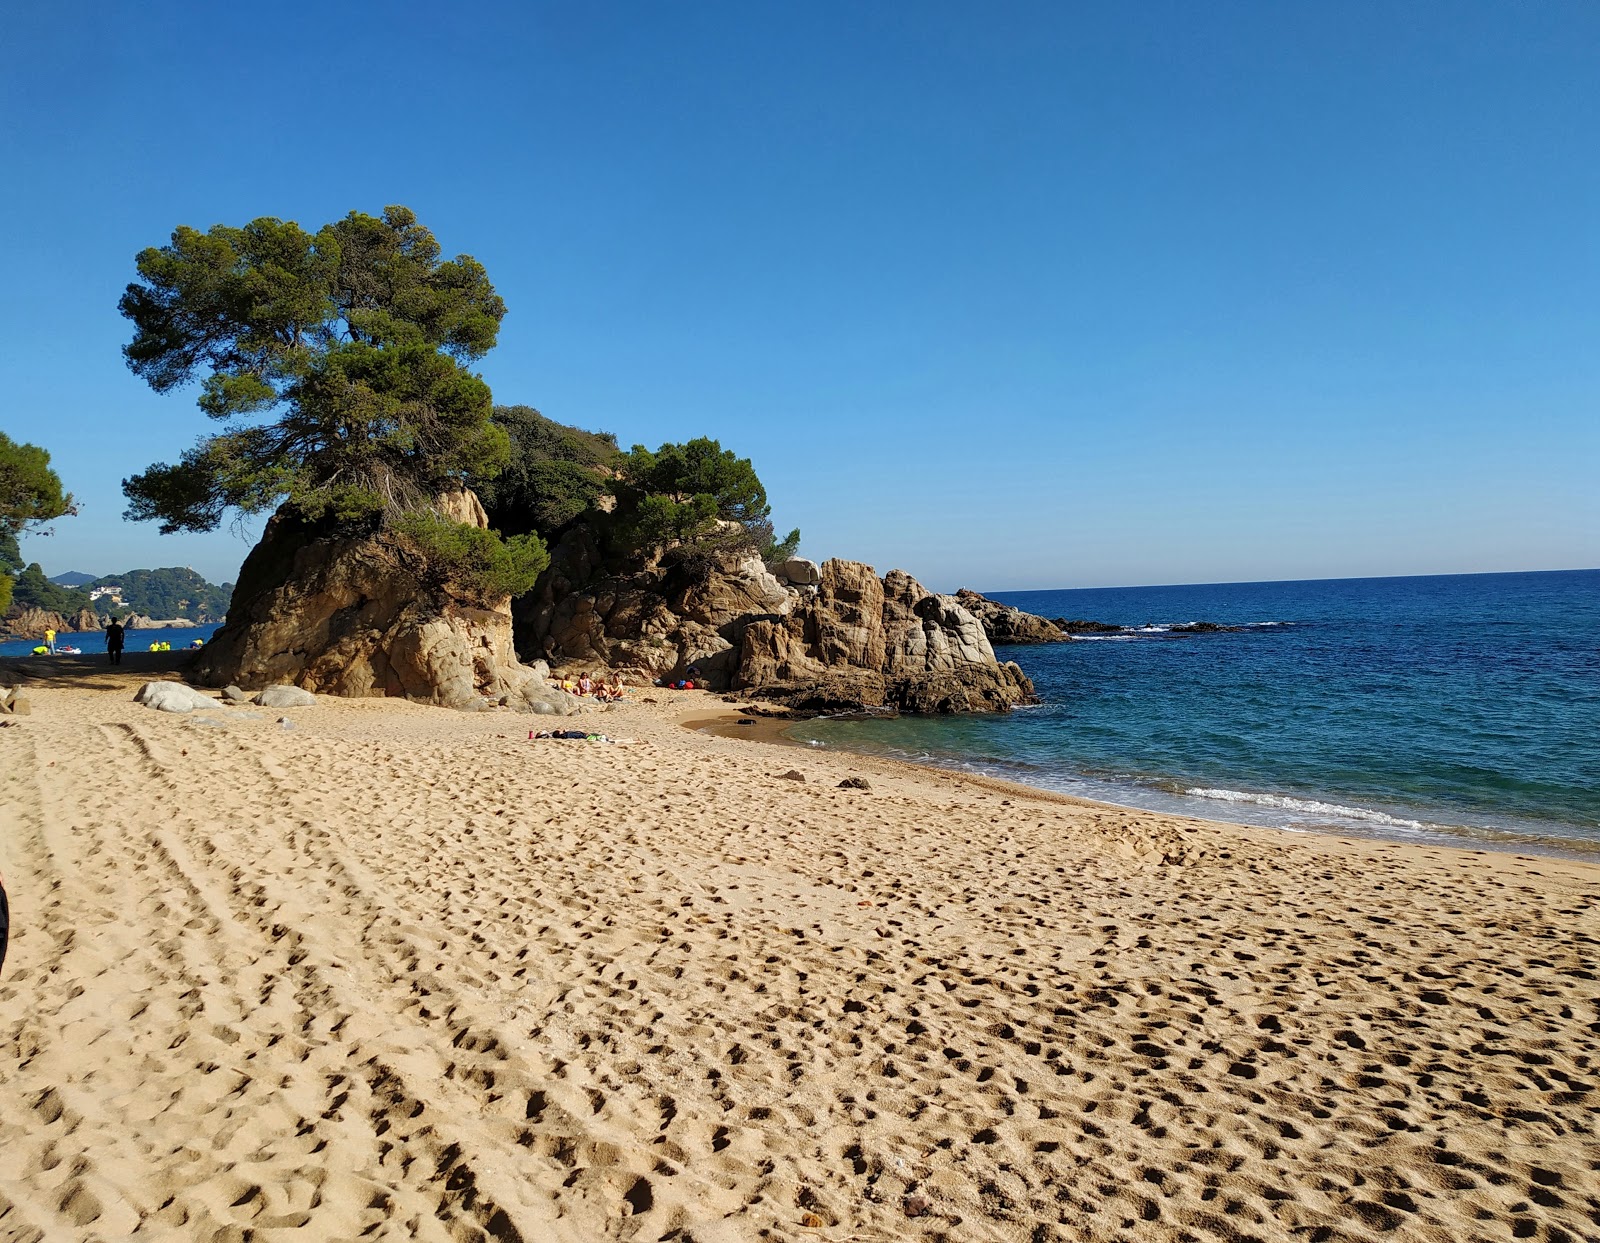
<box><xmin>1184</xmin><ymin>787</ymin><xmax>1425</xmax><ymax>830</ymax></box>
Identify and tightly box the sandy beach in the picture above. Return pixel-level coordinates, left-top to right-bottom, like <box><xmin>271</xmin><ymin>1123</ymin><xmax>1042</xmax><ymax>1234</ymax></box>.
<box><xmin>1</xmin><ymin>663</ymin><xmax>1597</xmax><ymax>1242</ymax></box>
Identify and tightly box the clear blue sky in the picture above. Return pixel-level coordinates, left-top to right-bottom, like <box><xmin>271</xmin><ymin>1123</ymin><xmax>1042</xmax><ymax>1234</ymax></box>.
<box><xmin>3</xmin><ymin>2</ymin><xmax>1596</xmax><ymax>590</ymax></box>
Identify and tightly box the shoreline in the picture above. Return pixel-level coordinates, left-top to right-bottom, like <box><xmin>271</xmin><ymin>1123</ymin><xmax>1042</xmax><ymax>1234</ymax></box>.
<box><xmin>3</xmin><ymin>671</ymin><xmax>1598</xmax><ymax>1239</ymax></box>
<box><xmin>688</xmin><ymin>706</ymin><xmax>1600</xmax><ymax>865</ymax></box>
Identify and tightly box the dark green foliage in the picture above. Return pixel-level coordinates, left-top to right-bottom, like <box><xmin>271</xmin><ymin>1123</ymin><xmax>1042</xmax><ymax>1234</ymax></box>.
<box><xmin>8</xmin><ymin>563</ymin><xmax>91</xmax><ymax>616</ymax></box>
<box><xmin>763</xmin><ymin>526</ymin><xmax>802</xmax><ymax>567</ymax></box>
<box><xmin>614</xmin><ymin>437</ymin><xmax>790</xmax><ymax>559</ymax></box>
<box><xmin>0</xmin><ymin>433</ymin><xmax>76</xmax><ymax>615</ymax></box>
<box><xmin>120</xmin><ymin>206</ymin><xmax>509</xmax><ymax>533</ymax></box>
<box><xmin>476</xmin><ymin>406</ymin><xmax>621</xmax><ymax>538</ymax></box>
<box><xmin>392</xmin><ymin>511</ymin><xmax>549</xmax><ymax>605</ymax></box>
<box><xmin>87</xmin><ymin>567</ymin><xmax>233</xmax><ymax>621</ymax></box>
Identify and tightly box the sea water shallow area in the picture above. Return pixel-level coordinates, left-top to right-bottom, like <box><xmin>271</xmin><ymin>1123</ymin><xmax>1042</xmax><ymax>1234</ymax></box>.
<box><xmin>0</xmin><ymin>623</ymin><xmax>221</xmax><ymax>659</ymax></box>
<box><xmin>789</xmin><ymin>569</ymin><xmax>1600</xmax><ymax>858</ymax></box>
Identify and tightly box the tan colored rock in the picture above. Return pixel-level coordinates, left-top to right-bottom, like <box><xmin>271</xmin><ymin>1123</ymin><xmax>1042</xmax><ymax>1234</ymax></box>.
<box><xmin>194</xmin><ymin>494</ymin><xmax>532</xmax><ymax>707</ymax></box>
<box><xmin>4</xmin><ymin>607</ymin><xmax>70</xmax><ymax>640</ymax></box>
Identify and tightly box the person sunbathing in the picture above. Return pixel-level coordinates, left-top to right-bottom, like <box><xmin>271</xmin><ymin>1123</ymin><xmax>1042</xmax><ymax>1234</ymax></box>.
<box><xmin>577</xmin><ymin>672</ymin><xmax>595</xmax><ymax>696</ymax></box>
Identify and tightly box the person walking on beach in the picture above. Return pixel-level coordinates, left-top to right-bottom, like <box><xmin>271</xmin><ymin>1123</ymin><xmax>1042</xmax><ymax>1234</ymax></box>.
<box><xmin>104</xmin><ymin>620</ymin><xmax>125</xmax><ymax>665</ymax></box>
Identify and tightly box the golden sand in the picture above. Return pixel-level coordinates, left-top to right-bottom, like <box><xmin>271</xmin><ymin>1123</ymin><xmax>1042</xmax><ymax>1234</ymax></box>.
<box><xmin>1</xmin><ymin>666</ymin><xmax>1597</xmax><ymax>1241</ymax></box>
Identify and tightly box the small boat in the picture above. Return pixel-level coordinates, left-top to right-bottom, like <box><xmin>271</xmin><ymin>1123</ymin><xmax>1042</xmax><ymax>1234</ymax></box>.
<box><xmin>56</xmin><ymin>646</ymin><xmax>83</xmax><ymax>655</ymax></box>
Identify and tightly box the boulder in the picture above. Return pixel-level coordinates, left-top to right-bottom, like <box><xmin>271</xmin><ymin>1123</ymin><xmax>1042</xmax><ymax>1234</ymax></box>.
<box><xmin>194</xmin><ymin>491</ymin><xmax>533</xmax><ymax>707</ymax></box>
<box><xmin>220</xmin><ymin>685</ymin><xmax>251</xmax><ymax>703</ymax></box>
<box><xmin>1052</xmin><ymin>618</ymin><xmax>1122</xmax><ymax>634</ymax></box>
<box><xmin>506</xmin><ymin>676</ymin><xmax>581</xmax><ymax>715</ymax></box>
<box><xmin>954</xmin><ymin>589</ymin><xmax>1068</xmax><ymax>645</ymax></box>
<box><xmin>134</xmin><ymin>681</ymin><xmax>216</xmax><ymax>713</ymax></box>
<box><xmin>254</xmin><ymin>685</ymin><xmax>318</xmax><ymax>708</ymax></box>
<box><xmin>779</xmin><ymin>557</ymin><xmax>820</xmax><ymax>586</ymax></box>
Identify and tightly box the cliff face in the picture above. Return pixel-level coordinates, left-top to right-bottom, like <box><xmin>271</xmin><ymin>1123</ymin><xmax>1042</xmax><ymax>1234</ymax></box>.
<box><xmin>193</xmin><ymin>491</ymin><xmax>573</xmax><ymax>712</ymax></box>
<box><xmin>736</xmin><ymin>562</ymin><xmax>1035</xmax><ymax>713</ymax></box>
<box><xmin>2</xmin><ymin>606</ymin><xmax>102</xmax><ymax>639</ymax></box>
<box><xmin>518</xmin><ymin>530</ymin><xmax>1035</xmax><ymax>714</ymax></box>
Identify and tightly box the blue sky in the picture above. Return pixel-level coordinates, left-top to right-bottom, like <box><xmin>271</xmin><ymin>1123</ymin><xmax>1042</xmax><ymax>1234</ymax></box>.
<box><xmin>3</xmin><ymin>2</ymin><xmax>1596</xmax><ymax>590</ymax></box>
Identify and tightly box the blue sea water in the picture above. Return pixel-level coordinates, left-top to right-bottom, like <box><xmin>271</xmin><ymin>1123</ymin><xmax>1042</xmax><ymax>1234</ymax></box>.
<box><xmin>0</xmin><ymin>623</ymin><xmax>221</xmax><ymax>659</ymax></box>
<box><xmin>790</xmin><ymin>570</ymin><xmax>1600</xmax><ymax>856</ymax></box>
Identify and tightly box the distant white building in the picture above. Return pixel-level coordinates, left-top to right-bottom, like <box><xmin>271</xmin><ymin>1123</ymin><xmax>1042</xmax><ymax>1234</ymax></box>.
<box><xmin>89</xmin><ymin>585</ymin><xmax>123</xmax><ymax>604</ymax></box>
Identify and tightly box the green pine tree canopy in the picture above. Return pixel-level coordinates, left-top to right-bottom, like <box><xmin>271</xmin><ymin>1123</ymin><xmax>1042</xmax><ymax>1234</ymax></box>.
<box><xmin>0</xmin><ymin>431</ymin><xmax>76</xmax><ymax>614</ymax></box>
<box><xmin>119</xmin><ymin>206</ymin><xmax>512</xmax><ymax>534</ymax></box>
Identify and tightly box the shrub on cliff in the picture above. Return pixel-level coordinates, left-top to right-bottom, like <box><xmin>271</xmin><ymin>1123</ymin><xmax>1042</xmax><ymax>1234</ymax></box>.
<box><xmin>392</xmin><ymin>511</ymin><xmax>549</xmax><ymax>605</ymax></box>
<box><xmin>117</xmin><ymin>205</ymin><xmax>539</xmax><ymax>580</ymax></box>
<box><xmin>476</xmin><ymin>406</ymin><xmax>622</xmax><ymax>538</ymax></box>
<box><xmin>613</xmin><ymin>437</ymin><xmax>799</xmax><ymax>565</ymax></box>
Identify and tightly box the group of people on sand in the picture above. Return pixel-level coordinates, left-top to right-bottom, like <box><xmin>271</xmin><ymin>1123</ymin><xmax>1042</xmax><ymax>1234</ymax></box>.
<box><xmin>561</xmin><ymin>671</ymin><xmax>626</xmax><ymax>702</ymax></box>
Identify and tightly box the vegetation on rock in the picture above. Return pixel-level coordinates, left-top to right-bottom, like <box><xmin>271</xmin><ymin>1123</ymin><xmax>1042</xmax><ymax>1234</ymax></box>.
<box><xmin>118</xmin><ymin>205</ymin><xmax>540</xmax><ymax>580</ymax></box>
<box><xmin>392</xmin><ymin>511</ymin><xmax>549</xmax><ymax>605</ymax></box>
<box><xmin>615</xmin><ymin>437</ymin><xmax>799</xmax><ymax>567</ymax></box>
<box><xmin>476</xmin><ymin>405</ymin><xmax>622</xmax><ymax>539</ymax></box>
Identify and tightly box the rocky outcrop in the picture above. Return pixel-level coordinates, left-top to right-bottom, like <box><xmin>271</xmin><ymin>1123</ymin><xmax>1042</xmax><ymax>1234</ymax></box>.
<box><xmin>519</xmin><ymin>526</ymin><xmax>1033</xmax><ymax>714</ymax></box>
<box><xmin>517</xmin><ymin>523</ymin><xmax>795</xmax><ymax>684</ymax></box>
<box><xmin>954</xmin><ymin>589</ymin><xmax>1067</xmax><ymax>645</ymax></box>
<box><xmin>125</xmin><ymin>614</ymin><xmax>195</xmax><ymax>629</ymax></box>
<box><xmin>3</xmin><ymin>608</ymin><xmax>72</xmax><ymax>639</ymax></box>
<box><xmin>736</xmin><ymin>562</ymin><xmax>1035</xmax><ymax>713</ymax></box>
<box><xmin>1053</xmin><ymin>618</ymin><xmax>1122</xmax><ymax>634</ymax></box>
<box><xmin>194</xmin><ymin>491</ymin><xmax>574</xmax><ymax>712</ymax></box>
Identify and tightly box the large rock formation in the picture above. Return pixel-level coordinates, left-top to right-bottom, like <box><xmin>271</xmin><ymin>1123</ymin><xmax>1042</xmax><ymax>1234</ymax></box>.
<box><xmin>194</xmin><ymin>491</ymin><xmax>574</xmax><ymax>712</ymax></box>
<box><xmin>519</xmin><ymin>531</ymin><xmax>1034</xmax><ymax>714</ymax></box>
<box><xmin>737</xmin><ymin>563</ymin><xmax>1035</xmax><ymax>712</ymax></box>
<box><xmin>954</xmin><ymin>589</ymin><xmax>1068</xmax><ymax>645</ymax></box>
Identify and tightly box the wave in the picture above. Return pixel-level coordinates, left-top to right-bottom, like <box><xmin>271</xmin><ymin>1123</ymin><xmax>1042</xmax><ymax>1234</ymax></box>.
<box><xmin>1184</xmin><ymin>787</ymin><xmax>1424</xmax><ymax>829</ymax></box>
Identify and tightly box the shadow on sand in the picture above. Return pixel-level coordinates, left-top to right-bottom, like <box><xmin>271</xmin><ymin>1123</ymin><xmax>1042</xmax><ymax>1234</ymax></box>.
<box><xmin>0</xmin><ymin>650</ymin><xmax>201</xmax><ymax>692</ymax></box>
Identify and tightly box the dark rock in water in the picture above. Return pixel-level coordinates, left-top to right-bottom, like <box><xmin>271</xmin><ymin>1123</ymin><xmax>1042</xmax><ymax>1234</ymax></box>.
<box><xmin>1167</xmin><ymin>621</ymin><xmax>1243</xmax><ymax>634</ymax></box>
<box><xmin>954</xmin><ymin>589</ymin><xmax>1068</xmax><ymax>644</ymax></box>
<box><xmin>1052</xmin><ymin>618</ymin><xmax>1123</xmax><ymax>634</ymax></box>
<box><xmin>736</xmin><ymin>718</ymin><xmax>756</xmax><ymax>725</ymax></box>
<box><xmin>838</xmin><ymin>776</ymin><xmax>871</xmax><ymax>790</ymax></box>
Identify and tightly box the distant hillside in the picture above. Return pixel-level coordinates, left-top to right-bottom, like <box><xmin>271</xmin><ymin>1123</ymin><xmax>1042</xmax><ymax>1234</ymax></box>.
<box><xmin>88</xmin><ymin>568</ymin><xmax>233</xmax><ymax>622</ymax></box>
<box><xmin>48</xmin><ymin>570</ymin><xmax>99</xmax><ymax>587</ymax></box>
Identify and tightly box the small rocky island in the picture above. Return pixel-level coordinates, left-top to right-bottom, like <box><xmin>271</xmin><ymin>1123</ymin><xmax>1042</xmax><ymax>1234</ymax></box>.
<box><xmin>103</xmin><ymin>205</ymin><xmax>1043</xmax><ymax>717</ymax></box>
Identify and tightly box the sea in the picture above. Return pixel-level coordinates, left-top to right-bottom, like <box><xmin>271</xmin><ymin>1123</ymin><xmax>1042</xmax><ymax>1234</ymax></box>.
<box><xmin>788</xmin><ymin>569</ymin><xmax>1600</xmax><ymax>858</ymax></box>
<box><xmin>0</xmin><ymin>623</ymin><xmax>221</xmax><ymax>659</ymax></box>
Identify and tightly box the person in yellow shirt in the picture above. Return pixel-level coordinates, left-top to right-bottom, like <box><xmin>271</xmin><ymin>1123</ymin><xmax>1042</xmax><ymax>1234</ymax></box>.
<box><xmin>44</xmin><ymin>627</ymin><xmax>56</xmax><ymax>654</ymax></box>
